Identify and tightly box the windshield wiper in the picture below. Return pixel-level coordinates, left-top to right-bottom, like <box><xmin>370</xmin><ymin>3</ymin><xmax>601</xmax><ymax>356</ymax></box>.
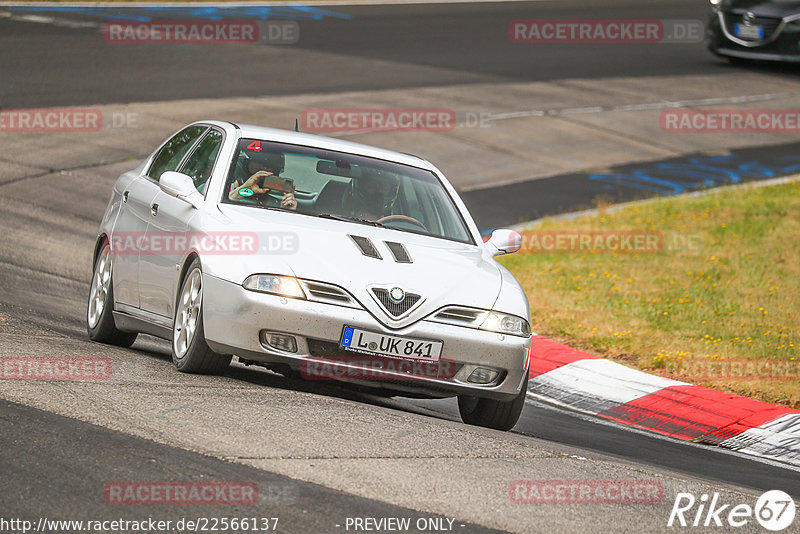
<box><xmin>316</xmin><ymin>213</ymin><xmax>388</xmax><ymax>228</ymax></box>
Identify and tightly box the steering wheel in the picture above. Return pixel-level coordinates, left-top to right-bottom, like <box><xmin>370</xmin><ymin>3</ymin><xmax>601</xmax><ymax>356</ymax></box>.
<box><xmin>377</xmin><ymin>214</ymin><xmax>428</xmax><ymax>231</ymax></box>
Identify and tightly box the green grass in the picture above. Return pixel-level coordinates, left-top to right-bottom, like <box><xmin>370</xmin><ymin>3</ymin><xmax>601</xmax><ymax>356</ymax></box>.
<box><xmin>501</xmin><ymin>179</ymin><xmax>800</xmax><ymax>408</ymax></box>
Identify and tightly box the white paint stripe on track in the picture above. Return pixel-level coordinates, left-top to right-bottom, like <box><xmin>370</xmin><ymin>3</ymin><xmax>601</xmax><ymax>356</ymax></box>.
<box><xmin>488</xmin><ymin>92</ymin><xmax>795</xmax><ymax>122</ymax></box>
<box><xmin>528</xmin><ymin>358</ymin><xmax>687</xmax><ymax>414</ymax></box>
<box><xmin>14</xmin><ymin>14</ymin><xmax>55</xmax><ymax>23</ymax></box>
<box><xmin>1</xmin><ymin>12</ymin><xmax>101</xmax><ymax>27</ymax></box>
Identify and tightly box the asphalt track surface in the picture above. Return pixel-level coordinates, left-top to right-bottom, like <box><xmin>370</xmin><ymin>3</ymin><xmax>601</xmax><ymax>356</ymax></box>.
<box><xmin>1</xmin><ymin>399</ymin><xmax>501</xmax><ymax>533</ymax></box>
<box><xmin>0</xmin><ymin>0</ymin><xmax>798</xmax><ymax>108</ymax></box>
<box><xmin>2</xmin><ymin>1</ymin><xmax>800</xmax><ymax>533</ymax></box>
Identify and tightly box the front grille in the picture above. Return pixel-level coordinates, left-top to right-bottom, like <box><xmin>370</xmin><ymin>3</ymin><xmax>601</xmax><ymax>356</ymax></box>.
<box><xmin>724</xmin><ymin>13</ymin><xmax>782</xmax><ymax>41</ymax></box>
<box><xmin>349</xmin><ymin>235</ymin><xmax>382</xmax><ymax>259</ymax></box>
<box><xmin>372</xmin><ymin>288</ymin><xmax>421</xmax><ymax>317</ymax></box>
<box><xmin>384</xmin><ymin>241</ymin><xmax>412</xmax><ymax>263</ymax></box>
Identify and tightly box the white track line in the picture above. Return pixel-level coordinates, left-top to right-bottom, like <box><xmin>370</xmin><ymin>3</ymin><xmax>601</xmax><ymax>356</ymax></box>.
<box><xmin>488</xmin><ymin>92</ymin><xmax>796</xmax><ymax>122</ymax></box>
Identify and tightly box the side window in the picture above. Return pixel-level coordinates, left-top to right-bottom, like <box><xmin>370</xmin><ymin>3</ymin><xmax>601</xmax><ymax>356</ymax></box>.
<box><xmin>147</xmin><ymin>125</ymin><xmax>207</xmax><ymax>182</ymax></box>
<box><xmin>180</xmin><ymin>129</ymin><xmax>223</xmax><ymax>191</ymax></box>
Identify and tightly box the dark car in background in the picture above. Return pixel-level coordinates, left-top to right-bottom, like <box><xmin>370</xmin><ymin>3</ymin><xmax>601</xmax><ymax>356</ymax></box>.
<box><xmin>707</xmin><ymin>0</ymin><xmax>800</xmax><ymax>62</ymax></box>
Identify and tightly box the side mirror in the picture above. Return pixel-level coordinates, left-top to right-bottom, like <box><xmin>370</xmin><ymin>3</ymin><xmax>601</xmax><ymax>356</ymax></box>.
<box><xmin>485</xmin><ymin>229</ymin><xmax>522</xmax><ymax>256</ymax></box>
<box><xmin>160</xmin><ymin>171</ymin><xmax>201</xmax><ymax>209</ymax></box>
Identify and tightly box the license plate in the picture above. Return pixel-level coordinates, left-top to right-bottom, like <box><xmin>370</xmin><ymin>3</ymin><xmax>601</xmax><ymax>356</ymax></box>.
<box><xmin>734</xmin><ymin>24</ymin><xmax>763</xmax><ymax>39</ymax></box>
<box><xmin>340</xmin><ymin>326</ymin><xmax>442</xmax><ymax>361</ymax></box>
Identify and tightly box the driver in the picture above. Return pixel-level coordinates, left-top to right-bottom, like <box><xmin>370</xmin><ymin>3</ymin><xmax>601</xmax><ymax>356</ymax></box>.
<box><xmin>341</xmin><ymin>168</ymin><xmax>399</xmax><ymax>220</ymax></box>
<box><xmin>229</xmin><ymin>150</ymin><xmax>297</xmax><ymax>210</ymax></box>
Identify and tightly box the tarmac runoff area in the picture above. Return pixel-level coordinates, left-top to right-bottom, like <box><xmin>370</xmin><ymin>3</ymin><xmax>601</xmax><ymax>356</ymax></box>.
<box><xmin>3</xmin><ymin>70</ymin><xmax>800</xmax><ymax>195</ymax></box>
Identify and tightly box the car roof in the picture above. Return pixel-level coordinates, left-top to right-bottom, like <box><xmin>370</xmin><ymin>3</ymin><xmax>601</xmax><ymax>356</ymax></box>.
<box><xmin>225</xmin><ymin>121</ymin><xmax>434</xmax><ymax>171</ymax></box>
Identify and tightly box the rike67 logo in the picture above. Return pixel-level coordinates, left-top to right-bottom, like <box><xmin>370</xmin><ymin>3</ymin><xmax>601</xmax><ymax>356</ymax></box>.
<box><xmin>668</xmin><ymin>490</ymin><xmax>796</xmax><ymax>531</ymax></box>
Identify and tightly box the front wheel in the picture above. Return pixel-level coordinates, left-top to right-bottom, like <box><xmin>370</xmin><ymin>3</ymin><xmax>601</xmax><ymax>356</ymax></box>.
<box><xmin>87</xmin><ymin>243</ymin><xmax>137</xmax><ymax>347</ymax></box>
<box><xmin>458</xmin><ymin>377</ymin><xmax>528</xmax><ymax>431</ymax></box>
<box><xmin>172</xmin><ymin>259</ymin><xmax>231</xmax><ymax>375</ymax></box>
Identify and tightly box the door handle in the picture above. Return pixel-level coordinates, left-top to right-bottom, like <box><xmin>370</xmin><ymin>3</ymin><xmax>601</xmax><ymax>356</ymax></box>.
<box><xmin>150</xmin><ymin>203</ymin><xmax>159</xmax><ymax>216</ymax></box>
<box><xmin>123</xmin><ymin>191</ymin><xmax>129</xmax><ymax>203</ymax></box>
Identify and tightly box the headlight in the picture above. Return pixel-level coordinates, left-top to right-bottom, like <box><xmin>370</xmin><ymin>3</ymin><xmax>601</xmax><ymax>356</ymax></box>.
<box><xmin>480</xmin><ymin>312</ymin><xmax>531</xmax><ymax>337</ymax></box>
<box><xmin>243</xmin><ymin>274</ymin><xmax>306</xmax><ymax>299</ymax></box>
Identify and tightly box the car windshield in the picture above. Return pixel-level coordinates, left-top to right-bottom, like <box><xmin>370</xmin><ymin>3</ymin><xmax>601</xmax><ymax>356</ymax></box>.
<box><xmin>222</xmin><ymin>138</ymin><xmax>474</xmax><ymax>244</ymax></box>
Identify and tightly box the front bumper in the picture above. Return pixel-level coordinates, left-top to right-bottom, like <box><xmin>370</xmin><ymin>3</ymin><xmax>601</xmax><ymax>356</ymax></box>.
<box><xmin>707</xmin><ymin>11</ymin><xmax>800</xmax><ymax>62</ymax></box>
<box><xmin>202</xmin><ymin>274</ymin><xmax>531</xmax><ymax>401</ymax></box>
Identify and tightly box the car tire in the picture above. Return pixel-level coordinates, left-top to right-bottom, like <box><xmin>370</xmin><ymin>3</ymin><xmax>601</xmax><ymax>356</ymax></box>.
<box><xmin>172</xmin><ymin>259</ymin><xmax>231</xmax><ymax>375</ymax></box>
<box><xmin>458</xmin><ymin>376</ymin><xmax>528</xmax><ymax>431</ymax></box>
<box><xmin>87</xmin><ymin>242</ymin><xmax>138</xmax><ymax>347</ymax></box>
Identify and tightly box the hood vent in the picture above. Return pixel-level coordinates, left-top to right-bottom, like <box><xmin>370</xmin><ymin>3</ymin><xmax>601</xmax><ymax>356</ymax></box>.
<box><xmin>349</xmin><ymin>235</ymin><xmax>382</xmax><ymax>259</ymax></box>
<box><xmin>384</xmin><ymin>241</ymin><xmax>412</xmax><ymax>263</ymax></box>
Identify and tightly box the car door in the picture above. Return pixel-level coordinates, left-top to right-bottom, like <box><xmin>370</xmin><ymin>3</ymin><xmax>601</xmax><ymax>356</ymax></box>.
<box><xmin>112</xmin><ymin>124</ymin><xmax>208</xmax><ymax>311</ymax></box>
<box><xmin>138</xmin><ymin>127</ymin><xmax>224</xmax><ymax>320</ymax></box>
<box><xmin>111</xmin><ymin>176</ymin><xmax>159</xmax><ymax>309</ymax></box>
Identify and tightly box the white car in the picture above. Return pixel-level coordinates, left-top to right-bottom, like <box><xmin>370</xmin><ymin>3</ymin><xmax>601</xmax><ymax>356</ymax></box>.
<box><xmin>87</xmin><ymin>120</ymin><xmax>532</xmax><ymax>430</ymax></box>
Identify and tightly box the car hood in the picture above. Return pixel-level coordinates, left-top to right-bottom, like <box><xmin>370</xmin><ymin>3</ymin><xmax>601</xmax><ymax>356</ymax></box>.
<box><xmin>726</xmin><ymin>0</ymin><xmax>800</xmax><ymax>17</ymax></box>
<box><xmin>209</xmin><ymin>206</ymin><xmax>505</xmax><ymax>329</ymax></box>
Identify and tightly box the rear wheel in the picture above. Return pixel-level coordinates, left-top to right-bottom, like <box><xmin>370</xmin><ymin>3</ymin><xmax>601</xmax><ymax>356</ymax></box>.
<box><xmin>87</xmin><ymin>243</ymin><xmax>137</xmax><ymax>347</ymax></box>
<box><xmin>172</xmin><ymin>259</ymin><xmax>231</xmax><ymax>374</ymax></box>
<box><xmin>458</xmin><ymin>377</ymin><xmax>528</xmax><ymax>431</ymax></box>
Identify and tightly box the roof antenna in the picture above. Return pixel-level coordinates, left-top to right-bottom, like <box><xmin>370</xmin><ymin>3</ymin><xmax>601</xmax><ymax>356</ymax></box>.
<box><xmin>294</xmin><ymin>118</ymin><xmax>299</xmax><ymax>132</ymax></box>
